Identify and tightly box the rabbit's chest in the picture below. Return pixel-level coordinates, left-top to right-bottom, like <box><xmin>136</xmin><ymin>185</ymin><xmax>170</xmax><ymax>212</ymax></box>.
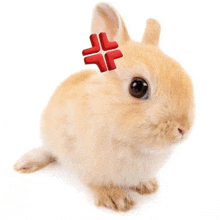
<box><xmin>107</xmin><ymin>149</ymin><xmax>169</xmax><ymax>185</ymax></box>
<box><xmin>78</xmin><ymin>145</ymin><xmax>172</xmax><ymax>186</ymax></box>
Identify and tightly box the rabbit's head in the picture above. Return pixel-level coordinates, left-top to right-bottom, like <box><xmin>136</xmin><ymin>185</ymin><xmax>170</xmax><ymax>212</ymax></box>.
<box><xmin>88</xmin><ymin>3</ymin><xmax>194</xmax><ymax>151</ymax></box>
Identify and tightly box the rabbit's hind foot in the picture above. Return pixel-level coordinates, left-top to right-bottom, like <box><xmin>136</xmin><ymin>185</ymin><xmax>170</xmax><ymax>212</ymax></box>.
<box><xmin>14</xmin><ymin>147</ymin><xmax>55</xmax><ymax>174</ymax></box>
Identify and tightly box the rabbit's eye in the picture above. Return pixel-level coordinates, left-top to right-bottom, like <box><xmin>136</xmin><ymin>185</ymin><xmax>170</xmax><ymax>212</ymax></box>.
<box><xmin>129</xmin><ymin>77</ymin><xmax>149</xmax><ymax>99</ymax></box>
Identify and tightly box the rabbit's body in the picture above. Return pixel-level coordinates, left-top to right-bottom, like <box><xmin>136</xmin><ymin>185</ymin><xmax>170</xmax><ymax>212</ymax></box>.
<box><xmin>14</xmin><ymin>3</ymin><xmax>194</xmax><ymax>211</ymax></box>
<box><xmin>40</xmin><ymin>46</ymin><xmax>175</xmax><ymax>187</ymax></box>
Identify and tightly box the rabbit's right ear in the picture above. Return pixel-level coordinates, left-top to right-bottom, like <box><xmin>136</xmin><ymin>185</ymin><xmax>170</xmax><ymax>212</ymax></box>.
<box><xmin>142</xmin><ymin>18</ymin><xmax>161</xmax><ymax>46</ymax></box>
<box><xmin>91</xmin><ymin>3</ymin><xmax>130</xmax><ymax>45</ymax></box>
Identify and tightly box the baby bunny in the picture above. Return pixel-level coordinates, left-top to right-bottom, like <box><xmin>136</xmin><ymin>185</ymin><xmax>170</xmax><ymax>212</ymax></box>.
<box><xmin>14</xmin><ymin>2</ymin><xmax>194</xmax><ymax>211</ymax></box>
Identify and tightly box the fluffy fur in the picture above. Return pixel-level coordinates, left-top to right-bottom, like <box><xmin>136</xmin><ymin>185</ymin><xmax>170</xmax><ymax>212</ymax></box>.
<box><xmin>14</xmin><ymin>3</ymin><xmax>194</xmax><ymax>211</ymax></box>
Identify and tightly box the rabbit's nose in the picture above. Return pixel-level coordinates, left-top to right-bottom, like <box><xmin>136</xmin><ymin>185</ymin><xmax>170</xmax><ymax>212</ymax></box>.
<box><xmin>178</xmin><ymin>128</ymin><xmax>184</xmax><ymax>135</ymax></box>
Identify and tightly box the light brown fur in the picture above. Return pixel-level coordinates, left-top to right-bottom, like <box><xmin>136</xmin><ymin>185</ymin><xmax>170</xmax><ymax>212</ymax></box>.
<box><xmin>14</xmin><ymin>3</ymin><xmax>194</xmax><ymax>211</ymax></box>
<box><xmin>90</xmin><ymin>184</ymin><xmax>134</xmax><ymax>211</ymax></box>
<box><xmin>130</xmin><ymin>179</ymin><xmax>158</xmax><ymax>195</ymax></box>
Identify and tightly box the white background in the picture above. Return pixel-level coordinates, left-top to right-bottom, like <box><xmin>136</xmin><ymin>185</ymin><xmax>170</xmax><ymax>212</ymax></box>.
<box><xmin>0</xmin><ymin>0</ymin><xmax>220</xmax><ymax>219</ymax></box>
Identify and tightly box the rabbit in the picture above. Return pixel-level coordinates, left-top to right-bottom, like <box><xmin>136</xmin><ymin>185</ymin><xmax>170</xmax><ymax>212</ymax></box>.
<box><xmin>14</xmin><ymin>2</ymin><xmax>194</xmax><ymax>212</ymax></box>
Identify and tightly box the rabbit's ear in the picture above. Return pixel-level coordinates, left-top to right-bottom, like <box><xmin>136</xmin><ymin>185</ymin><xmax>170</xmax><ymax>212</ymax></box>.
<box><xmin>142</xmin><ymin>18</ymin><xmax>161</xmax><ymax>46</ymax></box>
<box><xmin>91</xmin><ymin>3</ymin><xmax>130</xmax><ymax>44</ymax></box>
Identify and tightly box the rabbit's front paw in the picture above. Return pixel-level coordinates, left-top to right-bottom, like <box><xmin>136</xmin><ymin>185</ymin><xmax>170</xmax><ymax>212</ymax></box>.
<box><xmin>130</xmin><ymin>179</ymin><xmax>158</xmax><ymax>195</ymax></box>
<box><xmin>90</xmin><ymin>184</ymin><xmax>135</xmax><ymax>212</ymax></box>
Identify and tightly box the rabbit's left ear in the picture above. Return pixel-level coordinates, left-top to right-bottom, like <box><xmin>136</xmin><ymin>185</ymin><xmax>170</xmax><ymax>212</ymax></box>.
<box><xmin>91</xmin><ymin>3</ymin><xmax>130</xmax><ymax>45</ymax></box>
